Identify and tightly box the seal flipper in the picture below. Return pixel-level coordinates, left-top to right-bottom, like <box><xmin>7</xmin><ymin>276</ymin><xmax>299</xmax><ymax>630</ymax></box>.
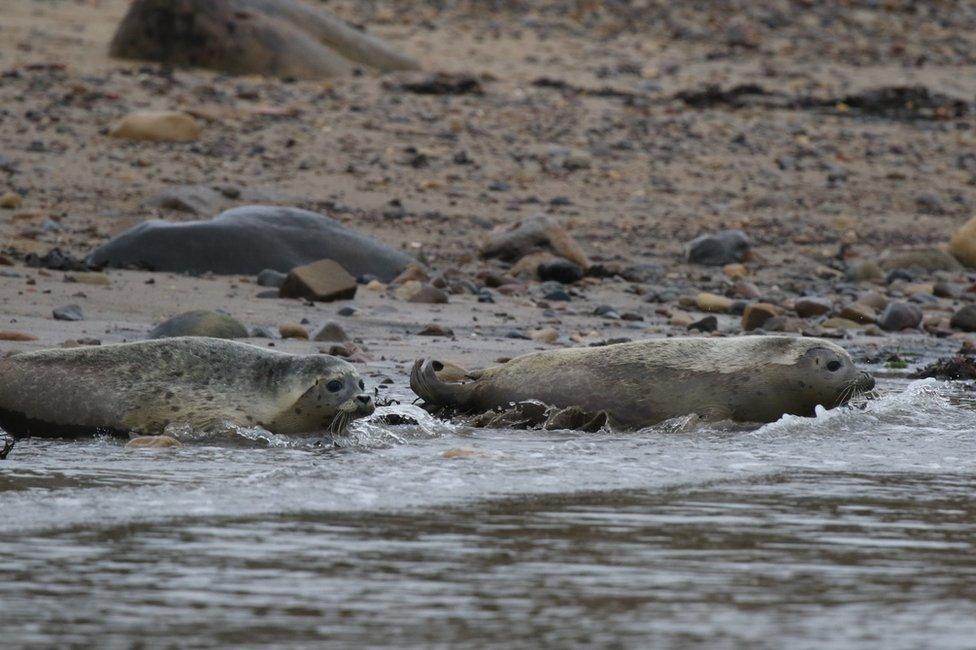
<box><xmin>410</xmin><ymin>359</ymin><xmax>475</xmax><ymax>409</ymax></box>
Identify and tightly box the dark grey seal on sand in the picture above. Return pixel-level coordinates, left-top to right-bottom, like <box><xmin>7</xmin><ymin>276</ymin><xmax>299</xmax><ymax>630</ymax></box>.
<box><xmin>412</xmin><ymin>336</ymin><xmax>875</xmax><ymax>429</ymax></box>
<box><xmin>0</xmin><ymin>337</ymin><xmax>375</xmax><ymax>438</ymax></box>
<box><xmin>87</xmin><ymin>206</ymin><xmax>415</xmax><ymax>281</ymax></box>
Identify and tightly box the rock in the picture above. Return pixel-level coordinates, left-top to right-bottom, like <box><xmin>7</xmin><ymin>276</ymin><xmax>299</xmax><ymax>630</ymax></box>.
<box><xmin>762</xmin><ymin>316</ymin><xmax>805</xmax><ymax>333</ymax></box>
<box><xmin>529</xmin><ymin>327</ymin><xmax>559</xmax><ymax>343</ymax></box>
<box><xmin>838</xmin><ymin>303</ymin><xmax>877</xmax><ymax>325</ymax></box>
<box><xmin>741</xmin><ymin>303</ymin><xmax>780</xmax><ymax>331</ymax></box>
<box><xmin>0</xmin><ymin>191</ymin><xmax>22</xmax><ymax>209</ymax></box>
<box><xmin>145</xmin><ymin>184</ymin><xmax>223</xmax><ymax>214</ymax></box>
<box><xmin>949</xmin><ymin>215</ymin><xmax>976</xmax><ymax>268</ymax></box>
<box><xmin>669</xmin><ymin>310</ymin><xmax>694</xmax><ymax>327</ymax></box>
<box><xmin>312</xmin><ymin>321</ymin><xmax>349</xmax><ymax>342</ymax></box>
<box><xmin>407</xmin><ymin>284</ymin><xmax>449</xmax><ymax>304</ymax></box>
<box><xmin>730</xmin><ymin>282</ymin><xmax>760</xmax><ymax>300</ymax></box>
<box><xmin>257</xmin><ymin>269</ymin><xmax>287</xmax><ymax>288</ymax></box>
<box><xmin>915</xmin><ymin>192</ymin><xmax>946</xmax><ymax>215</ymax></box>
<box><xmin>879</xmin><ymin>248</ymin><xmax>962</xmax><ymax>272</ymax></box>
<box><xmin>901</xmin><ymin>282</ymin><xmax>935</xmax><ymax>297</ymax></box>
<box><xmin>0</xmin><ymin>331</ymin><xmax>38</xmax><ymax>341</ymax></box>
<box><xmin>687</xmin><ymin>315</ymin><xmax>718</xmax><ymax>332</ymax></box>
<box><xmin>686</xmin><ymin>230</ymin><xmax>751</xmax><ymax>266</ymax></box>
<box><xmin>396</xmin><ymin>72</ymin><xmax>483</xmax><ymax>95</ymax></box>
<box><xmin>542</xmin><ymin>145</ymin><xmax>592</xmax><ymax>171</ymax></box>
<box><xmin>110</xmin><ymin>0</ymin><xmax>418</xmax><ymax>79</ymax></box>
<box><xmin>149</xmin><ymin>310</ymin><xmax>248</xmax><ymax>339</ymax></box>
<box><xmin>109</xmin><ymin>110</ymin><xmax>200</xmax><ymax>143</ymax></box>
<box><xmin>950</xmin><ymin>305</ymin><xmax>976</xmax><ymax>332</ymax></box>
<box><xmin>911</xmin><ymin>346</ymin><xmax>976</xmax><ymax>380</ymax></box>
<box><xmin>481</xmin><ymin>214</ymin><xmax>590</xmax><ymax>269</ymax></box>
<box><xmin>52</xmin><ymin>304</ymin><xmax>84</xmax><ymax>322</ymax></box>
<box><xmin>821</xmin><ymin>317</ymin><xmax>864</xmax><ymax>330</ymax></box>
<box><xmin>66</xmin><ymin>272</ymin><xmax>110</xmax><ymax>286</ymax></box>
<box><xmin>126</xmin><ymin>436</ymin><xmax>182</xmax><ymax>449</ymax></box>
<box><xmin>510</xmin><ymin>252</ymin><xmax>558</xmax><ymax>279</ymax></box>
<box><xmin>280</xmin><ymin>259</ymin><xmax>357</xmax><ymax>302</ymax></box>
<box><xmin>391</xmin><ymin>264</ymin><xmax>430</xmax><ymax>285</ymax></box>
<box><xmin>418</xmin><ymin>323</ymin><xmax>453</xmax><ymax>337</ymax></box>
<box><xmin>543</xmin><ymin>288</ymin><xmax>571</xmax><ymax>302</ymax></box>
<box><xmin>394</xmin><ymin>281</ymin><xmax>423</xmax><ymax>301</ymax></box>
<box><xmin>794</xmin><ymin>297</ymin><xmax>831</xmax><ymax>318</ymax></box>
<box><xmin>336</xmin><ymin>306</ymin><xmax>357</xmax><ymax>317</ymax></box>
<box><xmin>0</xmin><ymin>434</ymin><xmax>13</xmax><ymax>460</ymax></box>
<box><xmin>593</xmin><ymin>305</ymin><xmax>620</xmax><ymax>319</ymax></box>
<box><xmin>696</xmin><ymin>292</ymin><xmax>733</xmax><ymax>313</ymax></box>
<box><xmin>845</xmin><ymin>260</ymin><xmax>884</xmax><ymax>282</ymax></box>
<box><xmin>89</xmin><ymin>205</ymin><xmax>414</xmax><ymax>281</ymax></box>
<box><xmin>722</xmin><ymin>263</ymin><xmax>749</xmax><ymax>279</ymax></box>
<box><xmin>878</xmin><ymin>302</ymin><xmax>923</xmax><ymax>331</ymax></box>
<box><xmin>934</xmin><ymin>282</ymin><xmax>958</xmax><ymax>298</ymax></box>
<box><xmin>279</xmin><ymin>323</ymin><xmax>309</xmax><ymax>339</ymax></box>
<box><xmin>856</xmin><ymin>291</ymin><xmax>889</xmax><ymax>311</ymax></box>
<box><xmin>538</xmin><ymin>258</ymin><xmax>584</xmax><ymax>284</ymax></box>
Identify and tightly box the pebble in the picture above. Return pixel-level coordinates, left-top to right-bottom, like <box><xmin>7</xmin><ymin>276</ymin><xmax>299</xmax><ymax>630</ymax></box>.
<box><xmin>312</xmin><ymin>321</ymin><xmax>349</xmax><ymax>342</ymax></box>
<box><xmin>879</xmin><ymin>248</ymin><xmax>962</xmax><ymax>272</ymax></box>
<box><xmin>0</xmin><ymin>192</ymin><xmax>22</xmax><ymax>209</ymax></box>
<box><xmin>109</xmin><ymin>110</ymin><xmax>201</xmax><ymax>142</ymax></box>
<box><xmin>762</xmin><ymin>316</ymin><xmax>805</xmax><ymax>333</ymax></box>
<box><xmin>66</xmin><ymin>272</ymin><xmax>110</xmax><ymax>286</ymax></box>
<box><xmin>418</xmin><ymin>323</ymin><xmax>453</xmax><ymax>337</ymax></box>
<box><xmin>696</xmin><ymin>292</ymin><xmax>733</xmax><ymax>313</ymax></box>
<box><xmin>688</xmin><ymin>315</ymin><xmax>718</xmax><ymax>332</ymax></box>
<box><xmin>686</xmin><ymin>230</ymin><xmax>751</xmax><ymax>266</ymax></box>
<box><xmin>257</xmin><ymin>269</ymin><xmax>287</xmax><ymax>288</ymax></box>
<box><xmin>821</xmin><ymin>317</ymin><xmax>864</xmax><ymax>330</ymax></box>
<box><xmin>407</xmin><ymin>284</ymin><xmax>449</xmax><ymax>304</ymax></box>
<box><xmin>391</xmin><ymin>264</ymin><xmax>430</xmax><ymax>285</ymax></box>
<box><xmin>845</xmin><ymin>260</ymin><xmax>883</xmax><ymax>283</ymax></box>
<box><xmin>52</xmin><ymin>304</ymin><xmax>84</xmax><ymax>322</ymax></box>
<box><xmin>741</xmin><ymin>302</ymin><xmax>779</xmax><ymax>331</ymax></box>
<box><xmin>593</xmin><ymin>305</ymin><xmax>620</xmax><ymax>319</ymax></box>
<box><xmin>480</xmin><ymin>214</ymin><xmax>590</xmax><ymax>268</ymax></box>
<box><xmin>337</xmin><ymin>306</ymin><xmax>357</xmax><ymax>317</ymax></box>
<box><xmin>838</xmin><ymin>303</ymin><xmax>877</xmax><ymax>325</ymax></box>
<box><xmin>669</xmin><ymin>310</ymin><xmax>694</xmax><ymax>327</ymax></box>
<box><xmin>794</xmin><ymin>297</ymin><xmax>831</xmax><ymax>318</ymax></box>
<box><xmin>279</xmin><ymin>323</ymin><xmax>309</xmax><ymax>339</ymax></box>
<box><xmin>856</xmin><ymin>291</ymin><xmax>888</xmax><ymax>311</ymax></box>
<box><xmin>279</xmin><ymin>259</ymin><xmax>357</xmax><ymax>302</ymax></box>
<box><xmin>543</xmin><ymin>288</ymin><xmax>571</xmax><ymax>302</ymax></box>
<box><xmin>950</xmin><ymin>305</ymin><xmax>976</xmax><ymax>332</ymax></box>
<box><xmin>878</xmin><ymin>302</ymin><xmax>923</xmax><ymax>332</ymax></box>
<box><xmin>722</xmin><ymin>263</ymin><xmax>749</xmax><ymax>279</ymax></box>
<box><xmin>0</xmin><ymin>331</ymin><xmax>38</xmax><ymax>341</ymax></box>
<box><xmin>529</xmin><ymin>327</ymin><xmax>559</xmax><ymax>343</ymax></box>
<box><xmin>538</xmin><ymin>258</ymin><xmax>584</xmax><ymax>284</ymax></box>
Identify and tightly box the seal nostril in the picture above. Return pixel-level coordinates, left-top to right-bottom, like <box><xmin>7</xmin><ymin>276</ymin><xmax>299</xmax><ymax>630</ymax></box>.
<box><xmin>356</xmin><ymin>394</ymin><xmax>372</xmax><ymax>405</ymax></box>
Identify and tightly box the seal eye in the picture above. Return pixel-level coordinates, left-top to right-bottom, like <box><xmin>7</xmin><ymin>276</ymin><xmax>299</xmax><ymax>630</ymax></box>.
<box><xmin>358</xmin><ymin>380</ymin><xmax>365</xmax><ymax>390</ymax></box>
<box><xmin>826</xmin><ymin>361</ymin><xmax>842</xmax><ymax>372</ymax></box>
<box><xmin>326</xmin><ymin>379</ymin><xmax>343</xmax><ymax>392</ymax></box>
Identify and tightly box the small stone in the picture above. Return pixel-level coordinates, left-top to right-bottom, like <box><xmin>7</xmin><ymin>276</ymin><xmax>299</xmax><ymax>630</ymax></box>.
<box><xmin>279</xmin><ymin>259</ymin><xmax>357</xmax><ymax>302</ymax></box>
<box><xmin>0</xmin><ymin>331</ymin><xmax>38</xmax><ymax>341</ymax></box>
<box><xmin>66</xmin><ymin>272</ymin><xmax>110</xmax><ymax>286</ymax></box>
<box><xmin>669</xmin><ymin>310</ymin><xmax>694</xmax><ymax>327</ymax></box>
<box><xmin>538</xmin><ymin>258</ymin><xmax>584</xmax><ymax>284</ymax></box>
<box><xmin>821</xmin><ymin>317</ymin><xmax>864</xmax><ymax>330</ymax></box>
<box><xmin>279</xmin><ymin>323</ymin><xmax>309</xmax><ymax>339</ymax></box>
<box><xmin>722</xmin><ymin>263</ymin><xmax>749</xmax><ymax>279</ymax></box>
<box><xmin>688</xmin><ymin>315</ymin><xmax>718</xmax><ymax>332</ymax></box>
<box><xmin>150</xmin><ymin>310</ymin><xmax>247</xmax><ymax>339</ymax></box>
<box><xmin>249</xmin><ymin>326</ymin><xmax>276</xmax><ymax>338</ymax></box>
<box><xmin>878</xmin><ymin>302</ymin><xmax>923</xmax><ymax>332</ymax></box>
<box><xmin>312</xmin><ymin>321</ymin><xmax>349</xmax><ymax>342</ymax></box>
<box><xmin>366</xmin><ymin>279</ymin><xmax>385</xmax><ymax>291</ymax></box>
<box><xmin>480</xmin><ymin>214</ymin><xmax>589</xmax><ymax>268</ymax></box>
<box><xmin>741</xmin><ymin>302</ymin><xmax>780</xmax><ymax>331</ymax></box>
<box><xmin>529</xmin><ymin>327</ymin><xmax>559</xmax><ymax>343</ymax></box>
<box><xmin>126</xmin><ymin>436</ymin><xmax>182</xmax><ymax>449</ymax></box>
<box><xmin>845</xmin><ymin>260</ymin><xmax>884</xmax><ymax>283</ymax></box>
<box><xmin>407</xmin><ymin>284</ymin><xmax>449</xmax><ymax>304</ymax></box>
<box><xmin>730</xmin><ymin>282</ymin><xmax>761</xmax><ymax>300</ymax></box>
<box><xmin>391</xmin><ymin>264</ymin><xmax>430</xmax><ymax>285</ymax></box>
<box><xmin>879</xmin><ymin>248</ymin><xmax>962</xmax><ymax>273</ymax></box>
<box><xmin>762</xmin><ymin>316</ymin><xmax>805</xmax><ymax>333</ymax></box>
<box><xmin>109</xmin><ymin>110</ymin><xmax>200</xmax><ymax>142</ymax></box>
<box><xmin>794</xmin><ymin>297</ymin><xmax>831</xmax><ymax>318</ymax></box>
<box><xmin>950</xmin><ymin>305</ymin><xmax>976</xmax><ymax>332</ymax></box>
<box><xmin>593</xmin><ymin>305</ymin><xmax>620</xmax><ymax>319</ymax></box>
<box><xmin>838</xmin><ymin>303</ymin><xmax>877</xmax><ymax>325</ymax></box>
<box><xmin>543</xmin><ymin>288</ymin><xmax>571</xmax><ymax>302</ymax></box>
<box><xmin>686</xmin><ymin>230</ymin><xmax>751</xmax><ymax>266</ymax></box>
<box><xmin>857</xmin><ymin>291</ymin><xmax>889</xmax><ymax>311</ymax></box>
<box><xmin>949</xmin><ymin>215</ymin><xmax>976</xmax><ymax>268</ymax></box>
<box><xmin>901</xmin><ymin>282</ymin><xmax>934</xmax><ymax>297</ymax></box>
<box><xmin>0</xmin><ymin>192</ymin><xmax>22</xmax><ymax>210</ymax></box>
<box><xmin>52</xmin><ymin>304</ymin><xmax>84</xmax><ymax>321</ymax></box>
<box><xmin>337</xmin><ymin>306</ymin><xmax>357</xmax><ymax>317</ymax></box>
<box><xmin>418</xmin><ymin>323</ymin><xmax>453</xmax><ymax>337</ymax></box>
<box><xmin>257</xmin><ymin>269</ymin><xmax>287</xmax><ymax>288</ymax></box>
<box><xmin>696</xmin><ymin>292</ymin><xmax>733</xmax><ymax>313</ymax></box>
<box><xmin>934</xmin><ymin>282</ymin><xmax>957</xmax><ymax>299</ymax></box>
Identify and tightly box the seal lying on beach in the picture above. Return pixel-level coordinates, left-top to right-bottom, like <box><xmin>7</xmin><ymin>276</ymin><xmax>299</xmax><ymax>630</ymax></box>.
<box><xmin>0</xmin><ymin>337</ymin><xmax>374</xmax><ymax>439</ymax></box>
<box><xmin>411</xmin><ymin>336</ymin><xmax>875</xmax><ymax>428</ymax></box>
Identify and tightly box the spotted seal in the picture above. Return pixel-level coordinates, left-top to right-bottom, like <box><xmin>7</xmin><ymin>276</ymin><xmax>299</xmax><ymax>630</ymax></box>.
<box><xmin>411</xmin><ymin>336</ymin><xmax>874</xmax><ymax>428</ymax></box>
<box><xmin>0</xmin><ymin>337</ymin><xmax>374</xmax><ymax>438</ymax></box>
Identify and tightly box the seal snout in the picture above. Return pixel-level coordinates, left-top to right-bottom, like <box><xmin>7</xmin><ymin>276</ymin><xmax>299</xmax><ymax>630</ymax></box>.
<box><xmin>857</xmin><ymin>371</ymin><xmax>875</xmax><ymax>392</ymax></box>
<box><xmin>354</xmin><ymin>393</ymin><xmax>375</xmax><ymax>415</ymax></box>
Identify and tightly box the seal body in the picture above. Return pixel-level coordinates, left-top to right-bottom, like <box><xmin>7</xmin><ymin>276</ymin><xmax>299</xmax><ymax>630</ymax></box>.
<box><xmin>411</xmin><ymin>336</ymin><xmax>874</xmax><ymax>428</ymax></box>
<box><xmin>0</xmin><ymin>337</ymin><xmax>374</xmax><ymax>438</ymax></box>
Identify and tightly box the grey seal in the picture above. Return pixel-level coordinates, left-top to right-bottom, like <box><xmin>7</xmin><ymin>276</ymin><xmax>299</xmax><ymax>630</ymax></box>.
<box><xmin>411</xmin><ymin>336</ymin><xmax>875</xmax><ymax>428</ymax></box>
<box><xmin>0</xmin><ymin>337</ymin><xmax>374</xmax><ymax>438</ymax></box>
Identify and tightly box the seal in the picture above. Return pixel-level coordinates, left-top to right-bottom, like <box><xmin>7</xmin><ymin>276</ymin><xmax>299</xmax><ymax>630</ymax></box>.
<box><xmin>0</xmin><ymin>337</ymin><xmax>374</xmax><ymax>438</ymax></box>
<box><xmin>411</xmin><ymin>336</ymin><xmax>875</xmax><ymax>428</ymax></box>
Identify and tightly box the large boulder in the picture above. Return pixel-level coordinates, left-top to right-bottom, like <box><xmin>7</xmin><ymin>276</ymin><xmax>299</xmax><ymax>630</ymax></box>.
<box><xmin>87</xmin><ymin>205</ymin><xmax>414</xmax><ymax>281</ymax></box>
<box><xmin>109</xmin><ymin>0</ymin><xmax>418</xmax><ymax>80</ymax></box>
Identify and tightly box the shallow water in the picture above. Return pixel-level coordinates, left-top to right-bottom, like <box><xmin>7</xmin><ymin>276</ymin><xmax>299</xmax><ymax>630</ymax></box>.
<box><xmin>2</xmin><ymin>378</ymin><xmax>976</xmax><ymax>648</ymax></box>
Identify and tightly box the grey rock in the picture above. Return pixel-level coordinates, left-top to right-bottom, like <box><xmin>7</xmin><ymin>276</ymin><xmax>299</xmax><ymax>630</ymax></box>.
<box><xmin>88</xmin><ymin>205</ymin><xmax>414</xmax><ymax>281</ymax></box>
<box><xmin>52</xmin><ymin>304</ymin><xmax>84</xmax><ymax>321</ymax></box>
<box><xmin>878</xmin><ymin>302</ymin><xmax>923</xmax><ymax>331</ymax></box>
<box><xmin>537</xmin><ymin>258</ymin><xmax>583</xmax><ymax>284</ymax></box>
<box><xmin>686</xmin><ymin>230</ymin><xmax>751</xmax><ymax>266</ymax></box>
<box><xmin>257</xmin><ymin>268</ymin><xmax>287</xmax><ymax>288</ymax></box>
<box><xmin>312</xmin><ymin>321</ymin><xmax>349</xmax><ymax>342</ymax></box>
<box><xmin>145</xmin><ymin>185</ymin><xmax>224</xmax><ymax>215</ymax></box>
<box><xmin>950</xmin><ymin>305</ymin><xmax>976</xmax><ymax>332</ymax></box>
